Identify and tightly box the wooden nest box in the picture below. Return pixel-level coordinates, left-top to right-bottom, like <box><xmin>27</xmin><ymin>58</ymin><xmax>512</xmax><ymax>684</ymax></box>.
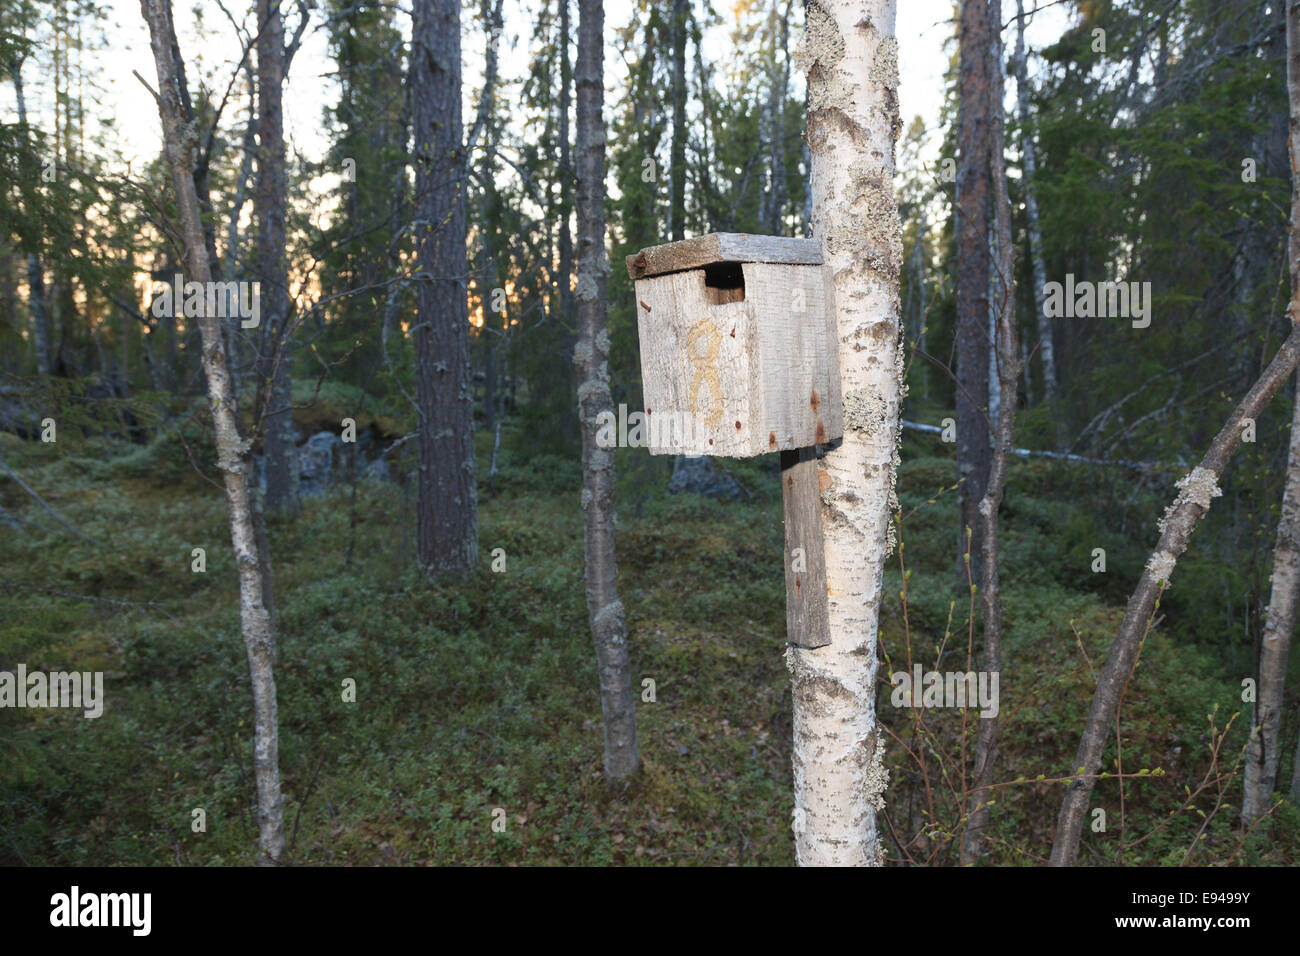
<box><xmin>626</xmin><ymin>233</ymin><xmax>842</xmax><ymax>458</ymax></box>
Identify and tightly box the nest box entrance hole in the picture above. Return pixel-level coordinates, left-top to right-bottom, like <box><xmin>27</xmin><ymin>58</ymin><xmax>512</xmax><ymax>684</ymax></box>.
<box><xmin>703</xmin><ymin>261</ymin><xmax>745</xmax><ymax>304</ymax></box>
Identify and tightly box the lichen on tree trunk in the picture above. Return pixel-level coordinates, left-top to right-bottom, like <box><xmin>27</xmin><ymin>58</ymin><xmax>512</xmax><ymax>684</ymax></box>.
<box><xmin>140</xmin><ymin>0</ymin><xmax>284</xmax><ymax>866</ymax></box>
<box><xmin>1241</xmin><ymin>0</ymin><xmax>1300</xmax><ymax>829</ymax></box>
<box><xmin>575</xmin><ymin>0</ymin><xmax>639</xmax><ymax>783</ymax></box>
<box><xmin>791</xmin><ymin>0</ymin><xmax>902</xmax><ymax>867</ymax></box>
<box><xmin>1243</xmin><ymin>385</ymin><xmax>1300</xmax><ymax>825</ymax></box>
<box><xmin>1049</xmin><ymin>339</ymin><xmax>1300</xmax><ymax>864</ymax></box>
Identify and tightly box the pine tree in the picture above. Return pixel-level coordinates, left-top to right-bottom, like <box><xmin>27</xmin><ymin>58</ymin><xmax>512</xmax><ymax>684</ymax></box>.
<box><xmin>411</xmin><ymin>0</ymin><xmax>478</xmax><ymax>579</ymax></box>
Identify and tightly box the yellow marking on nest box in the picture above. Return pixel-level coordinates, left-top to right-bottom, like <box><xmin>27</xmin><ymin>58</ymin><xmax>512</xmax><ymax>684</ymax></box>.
<box><xmin>685</xmin><ymin>317</ymin><xmax>724</xmax><ymax>429</ymax></box>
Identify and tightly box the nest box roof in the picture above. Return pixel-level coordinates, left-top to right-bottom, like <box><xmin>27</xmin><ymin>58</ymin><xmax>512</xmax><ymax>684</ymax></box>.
<box><xmin>625</xmin><ymin>232</ymin><xmax>824</xmax><ymax>281</ymax></box>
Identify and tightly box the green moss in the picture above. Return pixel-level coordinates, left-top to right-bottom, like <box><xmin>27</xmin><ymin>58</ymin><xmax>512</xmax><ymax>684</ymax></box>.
<box><xmin>0</xmin><ymin>417</ymin><xmax>1295</xmax><ymax>866</ymax></box>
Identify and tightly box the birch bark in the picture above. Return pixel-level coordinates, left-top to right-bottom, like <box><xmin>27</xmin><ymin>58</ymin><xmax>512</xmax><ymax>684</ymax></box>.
<box><xmin>1241</xmin><ymin>0</ymin><xmax>1300</xmax><ymax>829</ymax></box>
<box><xmin>1013</xmin><ymin>0</ymin><xmax>1055</xmax><ymax>402</ymax></box>
<box><xmin>791</xmin><ymin>0</ymin><xmax>901</xmax><ymax>866</ymax></box>
<box><xmin>140</xmin><ymin>0</ymin><xmax>285</xmax><ymax>865</ymax></box>
<box><xmin>1242</xmin><ymin>390</ymin><xmax>1300</xmax><ymax>824</ymax></box>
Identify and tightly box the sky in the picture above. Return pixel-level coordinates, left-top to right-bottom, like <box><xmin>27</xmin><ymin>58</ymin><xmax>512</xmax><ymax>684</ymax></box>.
<box><xmin>7</xmin><ymin>0</ymin><xmax>1072</xmax><ymax>205</ymax></box>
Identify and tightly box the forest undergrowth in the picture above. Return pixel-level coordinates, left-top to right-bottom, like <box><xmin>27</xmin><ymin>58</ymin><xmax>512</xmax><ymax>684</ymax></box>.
<box><xmin>1</xmin><ymin>385</ymin><xmax>1297</xmax><ymax>866</ymax></box>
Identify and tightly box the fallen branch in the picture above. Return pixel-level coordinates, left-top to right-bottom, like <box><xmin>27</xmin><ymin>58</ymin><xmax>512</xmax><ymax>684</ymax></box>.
<box><xmin>901</xmin><ymin>420</ymin><xmax>1187</xmax><ymax>470</ymax></box>
<box><xmin>11</xmin><ymin>583</ymin><xmax>179</xmax><ymax>624</ymax></box>
<box><xmin>0</xmin><ymin>457</ymin><xmax>104</xmax><ymax>548</ymax></box>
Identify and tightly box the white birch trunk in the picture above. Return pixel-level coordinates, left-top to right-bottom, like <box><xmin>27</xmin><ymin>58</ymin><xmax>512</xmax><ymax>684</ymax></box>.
<box><xmin>987</xmin><ymin>220</ymin><xmax>1000</xmax><ymax>437</ymax></box>
<box><xmin>1241</xmin><ymin>0</ymin><xmax>1300</xmax><ymax>827</ymax></box>
<box><xmin>140</xmin><ymin>0</ymin><xmax>285</xmax><ymax>865</ymax></box>
<box><xmin>1242</xmin><ymin>387</ymin><xmax>1300</xmax><ymax>824</ymax></box>
<box><xmin>1013</xmin><ymin>0</ymin><xmax>1055</xmax><ymax>402</ymax></box>
<box><xmin>790</xmin><ymin>0</ymin><xmax>901</xmax><ymax>866</ymax></box>
<box><xmin>1292</xmin><ymin>730</ymin><xmax>1300</xmax><ymax>801</ymax></box>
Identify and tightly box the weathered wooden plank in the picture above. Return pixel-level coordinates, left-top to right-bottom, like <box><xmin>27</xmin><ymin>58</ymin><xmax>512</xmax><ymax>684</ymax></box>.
<box><xmin>634</xmin><ymin>259</ymin><xmax>843</xmax><ymax>456</ymax></box>
<box><xmin>626</xmin><ymin>232</ymin><xmax>823</xmax><ymax>280</ymax></box>
<box><xmin>781</xmin><ymin>446</ymin><xmax>831</xmax><ymax>649</ymax></box>
<box><xmin>746</xmin><ymin>262</ymin><xmax>843</xmax><ymax>451</ymax></box>
<box><xmin>634</xmin><ymin>270</ymin><xmax>758</xmax><ymax>456</ymax></box>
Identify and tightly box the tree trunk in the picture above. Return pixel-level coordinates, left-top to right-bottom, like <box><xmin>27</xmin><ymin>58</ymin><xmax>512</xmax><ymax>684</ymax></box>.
<box><xmin>668</xmin><ymin>0</ymin><xmax>688</xmax><ymax>241</ymax></box>
<box><xmin>1241</xmin><ymin>0</ymin><xmax>1300</xmax><ymax>829</ymax></box>
<box><xmin>575</xmin><ymin>0</ymin><xmax>639</xmax><ymax>783</ymax></box>
<box><xmin>225</xmin><ymin>93</ymin><xmax>256</xmax><ymax>285</ymax></box>
<box><xmin>1243</xmin><ymin>386</ymin><xmax>1300</xmax><ymax>825</ymax></box>
<box><xmin>139</xmin><ymin>0</ymin><xmax>284</xmax><ymax>866</ymax></box>
<box><xmin>478</xmin><ymin>0</ymin><xmax>500</xmax><ymax>433</ymax></box>
<box><xmin>914</xmin><ymin>207</ymin><xmax>928</xmax><ymax>401</ymax></box>
<box><xmin>11</xmin><ymin>62</ymin><xmax>51</xmax><ymax>377</ymax></box>
<box><xmin>1049</xmin><ymin>320</ymin><xmax>1300</xmax><ymax>863</ymax></box>
<box><xmin>1292</xmin><ymin>728</ymin><xmax>1300</xmax><ymax>801</ymax></box>
<box><xmin>764</xmin><ymin>0</ymin><xmax>792</xmax><ymax>236</ymax></box>
<box><xmin>255</xmin><ymin>0</ymin><xmax>298</xmax><ymax>515</ymax></box>
<box><xmin>962</xmin><ymin>24</ymin><xmax>1018</xmax><ymax>861</ymax></box>
<box><xmin>692</xmin><ymin>38</ymin><xmax>719</xmax><ymax>229</ymax></box>
<box><xmin>956</xmin><ymin>0</ymin><xmax>995</xmax><ymax>586</ymax></box>
<box><xmin>987</xmin><ymin>222</ymin><xmax>1000</xmax><ymax>437</ymax></box>
<box><xmin>23</xmin><ymin>260</ymin><xmax>48</xmax><ymax>377</ymax></box>
<box><xmin>412</xmin><ymin>0</ymin><xmax>478</xmax><ymax>578</ymax></box>
<box><xmin>791</xmin><ymin>0</ymin><xmax>901</xmax><ymax>866</ymax></box>
<box><xmin>0</xmin><ymin>245</ymin><xmax>16</xmax><ymax>373</ymax></box>
<box><xmin>1020</xmin><ymin>336</ymin><xmax>1032</xmax><ymax>406</ymax></box>
<box><xmin>225</xmin><ymin>83</ymin><xmax>257</xmax><ymax>397</ymax></box>
<box><xmin>558</xmin><ymin>0</ymin><xmax>575</xmax><ymax>324</ymax></box>
<box><xmin>801</xmin><ymin>126</ymin><xmax>813</xmax><ymax>237</ymax></box>
<box><xmin>1013</xmin><ymin>0</ymin><xmax>1055</xmax><ymax>403</ymax></box>
<box><xmin>558</xmin><ymin>0</ymin><xmax>578</xmax><ymax>450</ymax></box>
<box><xmin>484</xmin><ymin>342</ymin><xmax>497</xmax><ymax>432</ymax></box>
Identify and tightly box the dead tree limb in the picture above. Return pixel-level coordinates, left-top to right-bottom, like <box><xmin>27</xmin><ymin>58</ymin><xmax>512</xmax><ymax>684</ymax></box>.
<box><xmin>1049</xmin><ymin>320</ymin><xmax>1300</xmax><ymax>865</ymax></box>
